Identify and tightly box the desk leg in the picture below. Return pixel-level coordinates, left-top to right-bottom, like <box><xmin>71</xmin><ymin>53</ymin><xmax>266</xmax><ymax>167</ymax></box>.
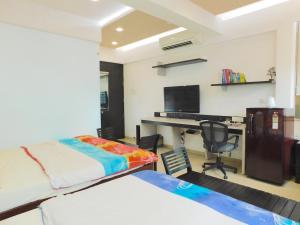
<box><xmin>172</xmin><ymin>127</ymin><xmax>184</xmax><ymax>149</ymax></box>
<box><xmin>140</xmin><ymin>123</ymin><xmax>157</xmax><ymax>137</ymax></box>
<box><xmin>205</xmin><ymin>152</ymin><xmax>214</xmax><ymax>160</ymax></box>
<box><xmin>241</xmin><ymin>128</ymin><xmax>246</xmax><ymax>174</ymax></box>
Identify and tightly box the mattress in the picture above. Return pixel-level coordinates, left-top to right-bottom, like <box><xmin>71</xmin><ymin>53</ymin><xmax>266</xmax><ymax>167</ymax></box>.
<box><xmin>1</xmin><ymin>171</ymin><xmax>298</xmax><ymax>225</ymax></box>
<box><xmin>0</xmin><ymin>146</ymin><xmax>147</xmax><ymax>213</ymax></box>
<box><xmin>0</xmin><ymin>209</ymin><xmax>42</xmax><ymax>225</ymax></box>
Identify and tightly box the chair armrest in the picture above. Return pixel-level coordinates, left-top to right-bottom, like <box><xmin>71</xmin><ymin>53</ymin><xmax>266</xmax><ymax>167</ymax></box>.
<box><xmin>228</xmin><ymin>135</ymin><xmax>239</xmax><ymax>147</ymax></box>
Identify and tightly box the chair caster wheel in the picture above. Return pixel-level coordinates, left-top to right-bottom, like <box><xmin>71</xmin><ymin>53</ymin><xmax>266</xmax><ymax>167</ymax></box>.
<box><xmin>224</xmin><ymin>175</ymin><xmax>228</xmax><ymax>179</ymax></box>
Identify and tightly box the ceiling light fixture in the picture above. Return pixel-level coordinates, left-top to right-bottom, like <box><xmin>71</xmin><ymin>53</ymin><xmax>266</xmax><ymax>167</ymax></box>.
<box><xmin>90</xmin><ymin>0</ymin><xmax>99</xmax><ymax>2</ymax></box>
<box><xmin>116</xmin><ymin>27</ymin><xmax>124</xmax><ymax>32</ymax></box>
<box><xmin>112</xmin><ymin>41</ymin><xmax>118</xmax><ymax>45</ymax></box>
<box><xmin>98</xmin><ymin>6</ymin><xmax>133</xmax><ymax>27</ymax></box>
<box><xmin>218</xmin><ymin>0</ymin><xmax>289</xmax><ymax>21</ymax></box>
<box><xmin>117</xmin><ymin>27</ymin><xmax>186</xmax><ymax>51</ymax></box>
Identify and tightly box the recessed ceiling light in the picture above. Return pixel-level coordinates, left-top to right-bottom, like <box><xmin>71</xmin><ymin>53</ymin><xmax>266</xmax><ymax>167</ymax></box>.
<box><xmin>116</xmin><ymin>27</ymin><xmax>124</xmax><ymax>32</ymax></box>
<box><xmin>117</xmin><ymin>27</ymin><xmax>186</xmax><ymax>51</ymax></box>
<box><xmin>218</xmin><ymin>0</ymin><xmax>289</xmax><ymax>21</ymax></box>
<box><xmin>98</xmin><ymin>6</ymin><xmax>133</xmax><ymax>27</ymax></box>
<box><xmin>112</xmin><ymin>41</ymin><xmax>118</xmax><ymax>46</ymax></box>
<box><xmin>90</xmin><ymin>0</ymin><xmax>99</xmax><ymax>2</ymax></box>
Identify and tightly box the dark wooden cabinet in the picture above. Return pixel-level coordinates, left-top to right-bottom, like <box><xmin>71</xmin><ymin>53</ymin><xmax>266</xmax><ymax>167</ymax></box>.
<box><xmin>246</xmin><ymin>108</ymin><xmax>293</xmax><ymax>184</ymax></box>
<box><xmin>100</xmin><ymin>61</ymin><xmax>124</xmax><ymax>139</ymax></box>
<box><xmin>296</xmin><ymin>141</ymin><xmax>300</xmax><ymax>183</ymax></box>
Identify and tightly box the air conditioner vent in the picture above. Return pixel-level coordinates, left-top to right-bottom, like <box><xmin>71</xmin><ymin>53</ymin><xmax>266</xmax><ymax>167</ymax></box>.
<box><xmin>162</xmin><ymin>40</ymin><xmax>193</xmax><ymax>51</ymax></box>
<box><xmin>159</xmin><ymin>31</ymin><xmax>202</xmax><ymax>51</ymax></box>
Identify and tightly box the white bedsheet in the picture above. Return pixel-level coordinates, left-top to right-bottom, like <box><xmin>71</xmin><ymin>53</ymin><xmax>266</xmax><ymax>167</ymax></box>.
<box><xmin>0</xmin><ymin>147</ymin><xmax>143</xmax><ymax>213</ymax></box>
<box><xmin>0</xmin><ymin>209</ymin><xmax>43</xmax><ymax>225</ymax></box>
<box><xmin>25</xmin><ymin>141</ymin><xmax>105</xmax><ymax>188</ymax></box>
<box><xmin>0</xmin><ymin>175</ymin><xmax>244</xmax><ymax>225</ymax></box>
<box><xmin>0</xmin><ymin>147</ymin><xmax>51</xmax><ymax>213</ymax></box>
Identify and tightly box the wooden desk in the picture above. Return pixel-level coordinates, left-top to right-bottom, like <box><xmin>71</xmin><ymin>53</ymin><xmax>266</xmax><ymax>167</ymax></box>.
<box><xmin>141</xmin><ymin>116</ymin><xmax>246</xmax><ymax>174</ymax></box>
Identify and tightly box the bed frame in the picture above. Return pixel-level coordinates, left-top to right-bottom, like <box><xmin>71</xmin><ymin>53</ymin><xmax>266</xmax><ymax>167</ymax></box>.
<box><xmin>0</xmin><ymin>163</ymin><xmax>154</xmax><ymax>221</ymax></box>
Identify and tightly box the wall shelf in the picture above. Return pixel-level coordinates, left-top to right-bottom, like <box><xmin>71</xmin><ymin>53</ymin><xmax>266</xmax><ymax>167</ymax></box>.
<box><xmin>152</xmin><ymin>58</ymin><xmax>207</xmax><ymax>69</ymax></box>
<box><xmin>211</xmin><ymin>80</ymin><xmax>275</xmax><ymax>87</ymax></box>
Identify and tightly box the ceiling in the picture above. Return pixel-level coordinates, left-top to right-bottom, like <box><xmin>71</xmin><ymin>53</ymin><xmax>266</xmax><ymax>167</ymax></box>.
<box><xmin>29</xmin><ymin>0</ymin><xmax>128</xmax><ymax>21</ymax></box>
<box><xmin>0</xmin><ymin>0</ymin><xmax>180</xmax><ymax>46</ymax></box>
<box><xmin>0</xmin><ymin>0</ymin><xmax>292</xmax><ymax>49</ymax></box>
<box><xmin>190</xmin><ymin>0</ymin><xmax>261</xmax><ymax>14</ymax></box>
<box><xmin>25</xmin><ymin>0</ymin><xmax>179</xmax><ymax>48</ymax></box>
<box><xmin>0</xmin><ymin>0</ymin><xmax>131</xmax><ymax>42</ymax></box>
<box><xmin>101</xmin><ymin>10</ymin><xmax>178</xmax><ymax>48</ymax></box>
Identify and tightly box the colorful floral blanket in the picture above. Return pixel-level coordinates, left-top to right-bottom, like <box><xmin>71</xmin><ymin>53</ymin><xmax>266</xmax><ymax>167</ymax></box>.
<box><xmin>23</xmin><ymin>136</ymin><xmax>157</xmax><ymax>189</ymax></box>
<box><xmin>134</xmin><ymin>171</ymin><xmax>299</xmax><ymax>225</ymax></box>
<box><xmin>76</xmin><ymin>135</ymin><xmax>158</xmax><ymax>168</ymax></box>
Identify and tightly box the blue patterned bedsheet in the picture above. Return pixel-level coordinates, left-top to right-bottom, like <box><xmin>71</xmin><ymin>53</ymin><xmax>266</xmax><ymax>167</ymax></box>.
<box><xmin>133</xmin><ymin>171</ymin><xmax>299</xmax><ymax>225</ymax></box>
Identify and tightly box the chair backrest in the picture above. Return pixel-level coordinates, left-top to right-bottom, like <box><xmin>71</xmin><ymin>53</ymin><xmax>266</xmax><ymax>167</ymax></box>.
<box><xmin>161</xmin><ymin>147</ymin><xmax>192</xmax><ymax>175</ymax></box>
<box><xmin>200</xmin><ymin>121</ymin><xmax>228</xmax><ymax>153</ymax></box>
<box><xmin>138</xmin><ymin>135</ymin><xmax>160</xmax><ymax>154</ymax></box>
<box><xmin>97</xmin><ymin>127</ymin><xmax>115</xmax><ymax>140</ymax></box>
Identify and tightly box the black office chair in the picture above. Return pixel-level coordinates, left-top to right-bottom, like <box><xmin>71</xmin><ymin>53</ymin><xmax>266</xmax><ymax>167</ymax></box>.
<box><xmin>96</xmin><ymin>127</ymin><xmax>115</xmax><ymax>140</ymax></box>
<box><xmin>138</xmin><ymin>134</ymin><xmax>160</xmax><ymax>171</ymax></box>
<box><xmin>200</xmin><ymin>121</ymin><xmax>239</xmax><ymax>179</ymax></box>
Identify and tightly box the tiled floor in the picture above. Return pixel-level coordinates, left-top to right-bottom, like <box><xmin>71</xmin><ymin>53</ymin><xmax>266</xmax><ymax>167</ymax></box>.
<box><xmin>156</xmin><ymin>146</ymin><xmax>300</xmax><ymax>202</ymax></box>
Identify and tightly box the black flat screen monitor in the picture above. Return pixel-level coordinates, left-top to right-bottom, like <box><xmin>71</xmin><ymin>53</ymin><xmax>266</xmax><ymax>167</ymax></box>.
<box><xmin>164</xmin><ymin>85</ymin><xmax>200</xmax><ymax>113</ymax></box>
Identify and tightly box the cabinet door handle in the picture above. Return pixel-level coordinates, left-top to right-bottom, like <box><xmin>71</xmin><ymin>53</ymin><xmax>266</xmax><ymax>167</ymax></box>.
<box><xmin>249</xmin><ymin>113</ymin><xmax>254</xmax><ymax>135</ymax></box>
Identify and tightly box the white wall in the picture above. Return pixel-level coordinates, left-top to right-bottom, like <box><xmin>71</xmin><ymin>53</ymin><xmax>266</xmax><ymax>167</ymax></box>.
<box><xmin>276</xmin><ymin>22</ymin><xmax>298</xmax><ymax>109</ymax></box>
<box><xmin>0</xmin><ymin>23</ymin><xmax>100</xmax><ymax>149</ymax></box>
<box><xmin>124</xmin><ymin>32</ymin><xmax>276</xmax><ymax>157</ymax></box>
<box><xmin>99</xmin><ymin>47</ymin><xmax>123</xmax><ymax>64</ymax></box>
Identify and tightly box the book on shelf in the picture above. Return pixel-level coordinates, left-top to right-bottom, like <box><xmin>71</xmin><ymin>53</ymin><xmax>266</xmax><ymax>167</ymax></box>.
<box><xmin>222</xmin><ymin>69</ymin><xmax>247</xmax><ymax>84</ymax></box>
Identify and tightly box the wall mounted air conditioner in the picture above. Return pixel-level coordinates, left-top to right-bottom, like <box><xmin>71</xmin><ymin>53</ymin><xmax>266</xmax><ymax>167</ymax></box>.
<box><xmin>159</xmin><ymin>31</ymin><xmax>202</xmax><ymax>51</ymax></box>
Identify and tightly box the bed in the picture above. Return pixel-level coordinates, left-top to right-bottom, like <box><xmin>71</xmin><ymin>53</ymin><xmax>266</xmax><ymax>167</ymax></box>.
<box><xmin>0</xmin><ymin>170</ymin><xmax>298</xmax><ymax>225</ymax></box>
<box><xmin>0</xmin><ymin>136</ymin><xmax>157</xmax><ymax>220</ymax></box>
